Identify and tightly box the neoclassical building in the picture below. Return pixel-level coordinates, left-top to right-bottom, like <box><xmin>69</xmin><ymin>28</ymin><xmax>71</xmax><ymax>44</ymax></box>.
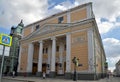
<box><xmin>18</xmin><ymin>2</ymin><xmax>106</xmax><ymax>80</ymax></box>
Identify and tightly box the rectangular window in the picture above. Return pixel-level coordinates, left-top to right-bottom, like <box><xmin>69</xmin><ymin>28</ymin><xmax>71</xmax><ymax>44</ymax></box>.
<box><xmin>64</xmin><ymin>44</ymin><xmax>66</xmax><ymax>51</ymax></box>
<box><xmin>36</xmin><ymin>25</ymin><xmax>39</xmax><ymax>30</ymax></box>
<box><xmin>58</xmin><ymin>16</ymin><xmax>64</xmax><ymax>23</ymax></box>
<box><xmin>46</xmin><ymin>48</ymin><xmax>48</xmax><ymax>53</ymax></box>
<box><xmin>56</xmin><ymin>46</ymin><xmax>59</xmax><ymax>52</ymax></box>
<box><xmin>43</xmin><ymin>48</ymin><xmax>44</xmax><ymax>54</ymax></box>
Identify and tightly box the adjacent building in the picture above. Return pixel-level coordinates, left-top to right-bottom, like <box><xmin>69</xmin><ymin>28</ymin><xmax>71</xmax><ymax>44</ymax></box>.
<box><xmin>115</xmin><ymin>60</ymin><xmax>120</xmax><ymax>77</ymax></box>
<box><xmin>0</xmin><ymin>45</ymin><xmax>10</xmax><ymax>74</ymax></box>
<box><xmin>17</xmin><ymin>2</ymin><xmax>106</xmax><ymax>80</ymax></box>
<box><xmin>6</xmin><ymin>20</ymin><xmax>24</xmax><ymax>73</ymax></box>
<box><xmin>0</xmin><ymin>21</ymin><xmax>24</xmax><ymax>76</ymax></box>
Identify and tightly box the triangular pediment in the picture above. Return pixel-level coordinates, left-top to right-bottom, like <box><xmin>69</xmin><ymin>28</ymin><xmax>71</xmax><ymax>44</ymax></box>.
<box><xmin>22</xmin><ymin>24</ymin><xmax>69</xmax><ymax>40</ymax></box>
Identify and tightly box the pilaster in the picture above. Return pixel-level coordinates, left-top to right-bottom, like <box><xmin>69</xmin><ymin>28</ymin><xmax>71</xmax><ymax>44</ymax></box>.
<box><xmin>17</xmin><ymin>46</ymin><xmax>22</xmax><ymax>72</ymax></box>
<box><xmin>87</xmin><ymin>29</ymin><xmax>95</xmax><ymax>73</ymax></box>
<box><xmin>27</xmin><ymin>43</ymin><xmax>34</xmax><ymax>73</ymax></box>
<box><xmin>66</xmin><ymin>33</ymin><xmax>71</xmax><ymax>72</ymax></box>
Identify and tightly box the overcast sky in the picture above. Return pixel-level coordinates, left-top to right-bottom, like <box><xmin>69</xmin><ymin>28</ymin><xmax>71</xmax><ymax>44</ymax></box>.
<box><xmin>0</xmin><ymin>0</ymin><xmax>120</xmax><ymax>71</ymax></box>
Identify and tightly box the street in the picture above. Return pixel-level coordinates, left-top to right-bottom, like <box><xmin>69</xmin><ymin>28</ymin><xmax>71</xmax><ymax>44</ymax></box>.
<box><xmin>2</xmin><ymin>76</ymin><xmax>120</xmax><ymax>82</ymax></box>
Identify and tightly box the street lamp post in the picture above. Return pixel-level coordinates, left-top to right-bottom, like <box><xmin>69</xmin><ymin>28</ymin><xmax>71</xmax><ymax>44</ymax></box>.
<box><xmin>72</xmin><ymin>57</ymin><xmax>77</xmax><ymax>81</ymax></box>
<box><xmin>0</xmin><ymin>34</ymin><xmax>12</xmax><ymax>82</ymax></box>
<box><xmin>73</xmin><ymin>63</ymin><xmax>77</xmax><ymax>81</ymax></box>
<box><xmin>72</xmin><ymin>57</ymin><xmax>79</xmax><ymax>81</ymax></box>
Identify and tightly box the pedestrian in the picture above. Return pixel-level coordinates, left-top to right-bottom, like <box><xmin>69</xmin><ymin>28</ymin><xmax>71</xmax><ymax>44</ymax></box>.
<box><xmin>43</xmin><ymin>72</ymin><xmax>46</xmax><ymax>79</ymax></box>
<box><xmin>12</xmin><ymin>71</ymin><xmax>15</xmax><ymax>78</ymax></box>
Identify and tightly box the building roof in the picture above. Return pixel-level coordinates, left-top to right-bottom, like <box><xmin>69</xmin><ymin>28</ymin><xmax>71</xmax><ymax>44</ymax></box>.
<box><xmin>24</xmin><ymin>2</ymin><xmax>92</xmax><ymax>28</ymax></box>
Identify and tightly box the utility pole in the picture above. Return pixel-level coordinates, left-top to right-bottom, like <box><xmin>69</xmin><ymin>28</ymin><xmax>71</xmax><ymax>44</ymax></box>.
<box><xmin>0</xmin><ymin>45</ymin><xmax>5</xmax><ymax>82</ymax></box>
<box><xmin>0</xmin><ymin>34</ymin><xmax>12</xmax><ymax>82</ymax></box>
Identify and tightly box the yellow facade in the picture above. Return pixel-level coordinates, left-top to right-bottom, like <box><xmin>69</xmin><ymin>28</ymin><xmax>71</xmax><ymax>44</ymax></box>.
<box><xmin>71</xmin><ymin>8</ymin><xmax>87</xmax><ymax>22</ymax></box>
<box><xmin>20</xmin><ymin>44</ymin><xmax>28</xmax><ymax>72</ymax></box>
<box><xmin>18</xmin><ymin>2</ymin><xmax>106</xmax><ymax>80</ymax></box>
<box><xmin>71</xmin><ymin>30</ymin><xmax>88</xmax><ymax>71</ymax></box>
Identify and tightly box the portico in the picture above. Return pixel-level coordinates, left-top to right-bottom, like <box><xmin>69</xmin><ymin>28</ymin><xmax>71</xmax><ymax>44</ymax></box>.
<box><xmin>25</xmin><ymin>34</ymin><xmax>71</xmax><ymax>77</ymax></box>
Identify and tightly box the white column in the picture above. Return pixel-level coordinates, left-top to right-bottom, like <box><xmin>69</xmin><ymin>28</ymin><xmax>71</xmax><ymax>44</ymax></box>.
<box><xmin>17</xmin><ymin>46</ymin><xmax>22</xmax><ymax>72</ymax></box>
<box><xmin>46</xmin><ymin>44</ymin><xmax>51</xmax><ymax>74</ymax></box>
<box><xmin>27</xmin><ymin>43</ymin><xmax>34</xmax><ymax>72</ymax></box>
<box><xmin>58</xmin><ymin>42</ymin><xmax>64</xmax><ymax>74</ymax></box>
<box><xmin>38</xmin><ymin>41</ymin><xmax>43</xmax><ymax>72</ymax></box>
<box><xmin>51</xmin><ymin>37</ymin><xmax>56</xmax><ymax>72</ymax></box>
<box><xmin>87</xmin><ymin>29</ymin><xmax>95</xmax><ymax>73</ymax></box>
<box><xmin>66</xmin><ymin>33</ymin><xmax>71</xmax><ymax>72</ymax></box>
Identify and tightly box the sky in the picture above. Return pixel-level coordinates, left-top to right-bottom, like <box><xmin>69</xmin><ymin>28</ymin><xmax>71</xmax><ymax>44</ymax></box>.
<box><xmin>0</xmin><ymin>0</ymin><xmax>120</xmax><ymax>72</ymax></box>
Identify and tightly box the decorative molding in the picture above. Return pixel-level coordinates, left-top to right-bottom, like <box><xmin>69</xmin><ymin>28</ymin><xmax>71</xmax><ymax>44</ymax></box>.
<box><xmin>27</xmin><ymin>43</ymin><xmax>34</xmax><ymax>72</ymax></box>
<box><xmin>21</xmin><ymin>18</ymin><xmax>94</xmax><ymax>43</ymax></box>
<box><xmin>66</xmin><ymin>32</ymin><xmax>71</xmax><ymax>72</ymax></box>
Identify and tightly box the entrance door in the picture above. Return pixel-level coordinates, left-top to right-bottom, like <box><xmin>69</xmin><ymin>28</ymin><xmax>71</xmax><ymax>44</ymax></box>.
<box><xmin>56</xmin><ymin>63</ymin><xmax>59</xmax><ymax>74</ymax></box>
<box><xmin>32</xmin><ymin>63</ymin><xmax>38</xmax><ymax>75</ymax></box>
<box><xmin>42</xmin><ymin>63</ymin><xmax>46</xmax><ymax>73</ymax></box>
<box><xmin>64</xmin><ymin>62</ymin><xmax>66</xmax><ymax>74</ymax></box>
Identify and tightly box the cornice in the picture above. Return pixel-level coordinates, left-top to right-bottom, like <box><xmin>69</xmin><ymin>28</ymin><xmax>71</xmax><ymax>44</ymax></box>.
<box><xmin>20</xmin><ymin>18</ymin><xmax>94</xmax><ymax>43</ymax></box>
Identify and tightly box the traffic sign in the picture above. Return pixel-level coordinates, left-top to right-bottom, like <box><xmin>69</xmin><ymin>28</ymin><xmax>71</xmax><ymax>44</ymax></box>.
<box><xmin>0</xmin><ymin>34</ymin><xmax>12</xmax><ymax>46</ymax></box>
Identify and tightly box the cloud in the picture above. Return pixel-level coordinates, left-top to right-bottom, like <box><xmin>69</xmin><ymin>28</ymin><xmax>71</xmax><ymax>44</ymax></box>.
<box><xmin>97</xmin><ymin>18</ymin><xmax>120</xmax><ymax>34</ymax></box>
<box><xmin>108</xmin><ymin>67</ymin><xmax>115</xmax><ymax>72</ymax></box>
<box><xmin>1</xmin><ymin>0</ymin><xmax>120</xmax><ymax>35</ymax></box>
<box><xmin>103</xmin><ymin>38</ymin><xmax>120</xmax><ymax>71</ymax></box>
<box><xmin>75</xmin><ymin>0</ymin><xmax>120</xmax><ymax>34</ymax></box>
<box><xmin>75</xmin><ymin>0</ymin><xmax>120</xmax><ymax>21</ymax></box>
<box><xmin>107</xmin><ymin>56</ymin><xmax>120</xmax><ymax>72</ymax></box>
<box><xmin>54</xmin><ymin>4</ymin><xmax>67</xmax><ymax>11</ymax></box>
<box><xmin>0</xmin><ymin>0</ymin><xmax>48</xmax><ymax>29</ymax></box>
<box><xmin>103</xmin><ymin>38</ymin><xmax>120</xmax><ymax>57</ymax></box>
<box><xmin>47</xmin><ymin>0</ymin><xmax>76</xmax><ymax>17</ymax></box>
<box><xmin>98</xmin><ymin>21</ymin><xmax>114</xmax><ymax>34</ymax></box>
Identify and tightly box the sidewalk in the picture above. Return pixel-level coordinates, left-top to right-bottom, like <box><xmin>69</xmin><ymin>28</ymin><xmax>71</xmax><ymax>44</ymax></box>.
<box><xmin>2</xmin><ymin>76</ymin><xmax>120</xmax><ymax>82</ymax></box>
<box><xmin>2</xmin><ymin>76</ymin><xmax>94</xmax><ymax>82</ymax></box>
